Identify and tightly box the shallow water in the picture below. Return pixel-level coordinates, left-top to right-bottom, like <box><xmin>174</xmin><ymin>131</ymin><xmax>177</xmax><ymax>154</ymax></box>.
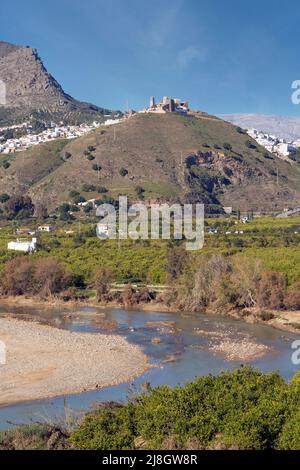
<box><xmin>0</xmin><ymin>304</ymin><xmax>299</xmax><ymax>430</ymax></box>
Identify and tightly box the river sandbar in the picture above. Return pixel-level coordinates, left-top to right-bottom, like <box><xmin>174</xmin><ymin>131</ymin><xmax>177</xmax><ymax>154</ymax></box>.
<box><xmin>0</xmin><ymin>317</ymin><xmax>149</xmax><ymax>406</ymax></box>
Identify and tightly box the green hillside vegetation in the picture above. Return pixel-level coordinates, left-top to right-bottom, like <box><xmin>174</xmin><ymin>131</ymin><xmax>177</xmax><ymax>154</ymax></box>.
<box><xmin>0</xmin><ymin>140</ymin><xmax>69</xmax><ymax>197</ymax></box>
<box><xmin>0</xmin><ymin>113</ymin><xmax>300</xmax><ymax>211</ymax></box>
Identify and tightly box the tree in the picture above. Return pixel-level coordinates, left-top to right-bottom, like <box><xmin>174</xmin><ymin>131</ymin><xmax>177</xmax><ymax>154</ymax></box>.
<box><xmin>286</xmin><ymin>281</ymin><xmax>300</xmax><ymax>310</ymax></box>
<box><xmin>2</xmin><ymin>161</ymin><xmax>10</xmax><ymax>170</ymax></box>
<box><xmin>0</xmin><ymin>193</ymin><xmax>10</xmax><ymax>203</ymax></box>
<box><xmin>81</xmin><ymin>184</ymin><xmax>96</xmax><ymax>192</ymax></box>
<box><xmin>83</xmin><ymin>202</ymin><xmax>94</xmax><ymax>214</ymax></box>
<box><xmin>69</xmin><ymin>190</ymin><xmax>80</xmax><ymax>199</ymax></box>
<box><xmin>245</xmin><ymin>140</ymin><xmax>256</xmax><ymax>149</ymax></box>
<box><xmin>0</xmin><ymin>257</ymin><xmax>35</xmax><ymax>295</ymax></box>
<box><xmin>166</xmin><ymin>247</ymin><xmax>187</xmax><ymax>281</ymax></box>
<box><xmin>257</xmin><ymin>270</ymin><xmax>286</xmax><ymax>309</ymax></box>
<box><xmin>263</xmin><ymin>151</ymin><xmax>273</xmax><ymax>159</ymax></box>
<box><xmin>175</xmin><ymin>254</ymin><xmax>232</xmax><ymax>311</ymax></box>
<box><xmin>4</xmin><ymin>195</ymin><xmax>34</xmax><ymax>219</ymax></box>
<box><xmin>223</xmin><ymin>143</ymin><xmax>232</xmax><ymax>151</ymax></box>
<box><xmin>135</xmin><ymin>186</ymin><xmax>145</xmax><ymax>199</ymax></box>
<box><xmin>230</xmin><ymin>257</ymin><xmax>263</xmax><ymax>308</ymax></box>
<box><xmin>33</xmin><ymin>258</ymin><xmax>71</xmax><ymax>298</ymax></box>
<box><xmin>92</xmin><ymin>164</ymin><xmax>102</xmax><ymax>171</ymax></box>
<box><xmin>93</xmin><ymin>267</ymin><xmax>115</xmax><ymax>301</ymax></box>
<box><xmin>119</xmin><ymin>168</ymin><xmax>128</xmax><ymax>177</ymax></box>
<box><xmin>73</xmin><ymin>195</ymin><xmax>86</xmax><ymax>205</ymax></box>
<box><xmin>58</xmin><ymin>203</ymin><xmax>73</xmax><ymax>221</ymax></box>
<box><xmin>97</xmin><ymin>186</ymin><xmax>108</xmax><ymax>194</ymax></box>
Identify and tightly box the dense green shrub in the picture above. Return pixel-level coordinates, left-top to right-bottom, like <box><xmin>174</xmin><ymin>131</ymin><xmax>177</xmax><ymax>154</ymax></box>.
<box><xmin>97</xmin><ymin>186</ymin><xmax>108</xmax><ymax>194</ymax></box>
<box><xmin>81</xmin><ymin>184</ymin><xmax>96</xmax><ymax>192</ymax></box>
<box><xmin>69</xmin><ymin>190</ymin><xmax>80</xmax><ymax>199</ymax></box>
<box><xmin>69</xmin><ymin>367</ymin><xmax>299</xmax><ymax>450</ymax></box>
<box><xmin>119</xmin><ymin>167</ymin><xmax>128</xmax><ymax>177</ymax></box>
<box><xmin>278</xmin><ymin>409</ymin><xmax>300</xmax><ymax>450</ymax></box>
<box><xmin>92</xmin><ymin>164</ymin><xmax>101</xmax><ymax>171</ymax></box>
<box><xmin>245</xmin><ymin>140</ymin><xmax>256</xmax><ymax>149</ymax></box>
<box><xmin>223</xmin><ymin>143</ymin><xmax>232</xmax><ymax>151</ymax></box>
<box><xmin>69</xmin><ymin>405</ymin><xmax>135</xmax><ymax>450</ymax></box>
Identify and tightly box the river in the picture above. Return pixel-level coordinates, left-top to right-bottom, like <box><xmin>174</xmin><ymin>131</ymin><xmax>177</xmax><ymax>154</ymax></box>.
<box><xmin>0</xmin><ymin>304</ymin><xmax>299</xmax><ymax>430</ymax></box>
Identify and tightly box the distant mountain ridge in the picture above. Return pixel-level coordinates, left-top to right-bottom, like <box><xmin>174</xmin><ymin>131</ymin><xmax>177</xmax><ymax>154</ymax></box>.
<box><xmin>220</xmin><ymin>114</ymin><xmax>300</xmax><ymax>141</ymax></box>
<box><xmin>0</xmin><ymin>41</ymin><xmax>114</xmax><ymax>124</ymax></box>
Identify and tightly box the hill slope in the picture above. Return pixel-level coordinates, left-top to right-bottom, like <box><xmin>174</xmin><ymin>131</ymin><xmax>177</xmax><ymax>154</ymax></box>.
<box><xmin>1</xmin><ymin>112</ymin><xmax>300</xmax><ymax>211</ymax></box>
<box><xmin>0</xmin><ymin>41</ymin><xmax>114</xmax><ymax>124</ymax></box>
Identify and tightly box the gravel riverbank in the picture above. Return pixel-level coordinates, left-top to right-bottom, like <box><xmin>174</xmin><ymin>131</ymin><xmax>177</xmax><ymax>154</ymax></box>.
<box><xmin>0</xmin><ymin>318</ymin><xmax>149</xmax><ymax>406</ymax></box>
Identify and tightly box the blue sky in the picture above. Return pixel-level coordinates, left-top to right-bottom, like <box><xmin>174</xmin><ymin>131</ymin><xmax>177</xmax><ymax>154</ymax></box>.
<box><xmin>2</xmin><ymin>0</ymin><xmax>300</xmax><ymax>116</ymax></box>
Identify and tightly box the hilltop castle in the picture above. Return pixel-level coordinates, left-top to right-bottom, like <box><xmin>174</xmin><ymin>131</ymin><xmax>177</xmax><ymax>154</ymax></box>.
<box><xmin>140</xmin><ymin>96</ymin><xmax>189</xmax><ymax>114</ymax></box>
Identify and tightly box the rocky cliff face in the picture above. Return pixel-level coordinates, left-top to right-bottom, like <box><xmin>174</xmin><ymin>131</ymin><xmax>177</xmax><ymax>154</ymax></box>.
<box><xmin>0</xmin><ymin>41</ymin><xmax>112</xmax><ymax>123</ymax></box>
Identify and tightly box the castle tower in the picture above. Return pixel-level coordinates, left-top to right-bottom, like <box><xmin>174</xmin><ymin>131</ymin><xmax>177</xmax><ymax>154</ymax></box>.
<box><xmin>169</xmin><ymin>98</ymin><xmax>175</xmax><ymax>112</ymax></box>
<box><xmin>150</xmin><ymin>96</ymin><xmax>155</xmax><ymax>108</ymax></box>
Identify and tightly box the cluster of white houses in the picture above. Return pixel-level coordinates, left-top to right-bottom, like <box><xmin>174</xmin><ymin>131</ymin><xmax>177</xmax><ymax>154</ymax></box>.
<box><xmin>0</xmin><ymin>96</ymin><xmax>189</xmax><ymax>155</ymax></box>
<box><xmin>7</xmin><ymin>225</ymin><xmax>56</xmax><ymax>253</ymax></box>
<box><xmin>0</xmin><ymin>122</ymin><xmax>100</xmax><ymax>154</ymax></box>
<box><xmin>247</xmin><ymin>129</ymin><xmax>300</xmax><ymax>158</ymax></box>
<box><xmin>0</xmin><ymin>118</ymin><xmax>123</xmax><ymax>154</ymax></box>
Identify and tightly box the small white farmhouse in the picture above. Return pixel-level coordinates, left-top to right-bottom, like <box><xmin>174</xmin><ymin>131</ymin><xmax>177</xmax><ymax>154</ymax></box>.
<box><xmin>38</xmin><ymin>225</ymin><xmax>56</xmax><ymax>232</ymax></box>
<box><xmin>7</xmin><ymin>237</ymin><xmax>37</xmax><ymax>253</ymax></box>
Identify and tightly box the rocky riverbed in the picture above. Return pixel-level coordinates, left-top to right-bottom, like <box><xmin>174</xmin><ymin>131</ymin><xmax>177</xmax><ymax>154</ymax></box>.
<box><xmin>194</xmin><ymin>326</ymin><xmax>272</xmax><ymax>361</ymax></box>
<box><xmin>0</xmin><ymin>317</ymin><xmax>149</xmax><ymax>406</ymax></box>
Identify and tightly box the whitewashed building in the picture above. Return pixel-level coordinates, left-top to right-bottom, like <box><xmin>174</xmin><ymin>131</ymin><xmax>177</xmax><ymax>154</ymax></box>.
<box><xmin>38</xmin><ymin>225</ymin><xmax>56</xmax><ymax>232</ymax></box>
<box><xmin>8</xmin><ymin>237</ymin><xmax>37</xmax><ymax>253</ymax></box>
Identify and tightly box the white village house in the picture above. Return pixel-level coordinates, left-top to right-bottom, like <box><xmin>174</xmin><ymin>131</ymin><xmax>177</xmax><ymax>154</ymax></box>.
<box><xmin>7</xmin><ymin>237</ymin><xmax>37</xmax><ymax>253</ymax></box>
<box><xmin>38</xmin><ymin>224</ymin><xmax>56</xmax><ymax>232</ymax></box>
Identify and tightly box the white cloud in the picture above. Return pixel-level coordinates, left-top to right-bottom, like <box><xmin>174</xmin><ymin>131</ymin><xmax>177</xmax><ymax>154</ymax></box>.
<box><xmin>177</xmin><ymin>45</ymin><xmax>208</xmax><ymax>69</ymax></box>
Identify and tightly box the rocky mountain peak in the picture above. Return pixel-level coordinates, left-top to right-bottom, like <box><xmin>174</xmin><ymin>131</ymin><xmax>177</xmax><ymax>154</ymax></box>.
<box><xmin>0</xmin><ymin>41</ymin><xmax>112</xmax><ymax>124</ymax></box>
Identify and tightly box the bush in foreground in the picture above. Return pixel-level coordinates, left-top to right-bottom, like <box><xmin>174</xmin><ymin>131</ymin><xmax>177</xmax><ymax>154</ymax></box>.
<box><xmin>0</xmin><ymin>424</ymin><xmax>68</xmax><ymax>450</ymax></box>
<box><xmin>69</xmin><ymin>367</ymin><xmax>299</xmax><ymax>450</ymax></box>
<box><xmin>2</xmin><ymin>368</ymin><xmax>299</xmax><ymax>450</ymax></box>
